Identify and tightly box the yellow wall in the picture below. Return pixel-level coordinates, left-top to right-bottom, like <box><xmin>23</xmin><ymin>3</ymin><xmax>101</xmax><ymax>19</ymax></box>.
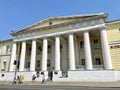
<box><xmin>106</xmin><ymin>21</ymin><xmax>120</xmax><ymax>70</ymax></box>
<box><xmin>0</xmin><ymin>40</ymin><xmax>12</xmax><ymax>71</ymax></box>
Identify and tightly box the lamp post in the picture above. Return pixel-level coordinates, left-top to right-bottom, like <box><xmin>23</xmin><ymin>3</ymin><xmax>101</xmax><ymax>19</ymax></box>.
<box><xmin>13</xmin><ymin>60</ymin><xmax>18</xmax><ymax>84</ymax></box>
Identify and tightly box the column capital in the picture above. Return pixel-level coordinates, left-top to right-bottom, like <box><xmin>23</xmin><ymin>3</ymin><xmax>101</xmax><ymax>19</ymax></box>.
<box><xmin>31</xmin><ymin>38</ymin><xmax>37</xmax><ymax>41</ymax></box>
<box><xmin>55</xmin><ymin>35</ymin><xmax>60</xmax><ymax>38</ymax></box>
<box><xmin>68</xmin><ymin>33</ymin><xmax>74</xmax><ymax>36</ymax></box>
<box><xmin>99</xmin><ymin>26</ymin><xmax>106</xmax><ymax>31</ymax></box>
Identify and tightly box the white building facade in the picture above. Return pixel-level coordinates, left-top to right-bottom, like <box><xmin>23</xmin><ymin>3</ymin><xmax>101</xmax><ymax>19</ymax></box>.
<box><xmin>1</xmin><ymin>13</ymin><xmax>120</xmax><ymax>82</ymax></box>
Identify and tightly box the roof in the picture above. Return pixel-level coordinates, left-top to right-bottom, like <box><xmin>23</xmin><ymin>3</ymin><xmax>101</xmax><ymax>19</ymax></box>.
<box><xmin>0</xmin><ymin>39</ymin><xmax>12</xmax><ymax>43</ymax></box>
<box><xmin>11</xmin><ymin>12</ymin><xmax>107</xmax><ymax>36</ymax></box>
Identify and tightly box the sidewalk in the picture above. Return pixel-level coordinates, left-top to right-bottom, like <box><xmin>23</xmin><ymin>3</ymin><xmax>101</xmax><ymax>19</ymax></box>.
<box><xmin>0</xmin><ymin>81</ymin><xmax>120</xmax><ymax>88</ymax></box>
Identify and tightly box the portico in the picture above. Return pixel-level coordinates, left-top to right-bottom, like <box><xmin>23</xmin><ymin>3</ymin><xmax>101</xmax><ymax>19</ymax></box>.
<box><xmin>8</xmin><ymin>13</ymin><xmax>113</xmax><ymax>82</ymax></box>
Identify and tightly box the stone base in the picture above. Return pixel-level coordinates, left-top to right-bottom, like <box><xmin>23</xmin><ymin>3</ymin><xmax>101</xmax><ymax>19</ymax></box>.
<box><xmin>52</xmin><ymin>70</ymin><xmax>120</xmax><ymax>82</ymax></box>
<box><xmin>1</xmin><ymin>70</ymin><xmax>120</xmax><ymax>82</ymax></box>
<box><xmin>52</xmin><ymin>71</ymin><xmax>62</xmax><ymax>81</ymax></box>
<box><xmin>0</xmin><ymin>71</ymin><xmax>36</xmax><ymax>82</ymax></box>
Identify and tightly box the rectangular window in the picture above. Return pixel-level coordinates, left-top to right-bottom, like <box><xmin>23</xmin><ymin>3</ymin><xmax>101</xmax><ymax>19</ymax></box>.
<box><xmin>6</xmin><ymin>45</ymin><xmax>9</xmax><ymax>53</ymax></box>
<box><xmin>80</xmin><ymin>41</ymin><xmax>84</xmax><ymax>49</ymax></box>
<box><xmin>1</xmin><ymin>61</ymin><xmax>6</xmax><ymax>71</ymax></box>
<box><xmin>81</xmin><ymin>59</ymin><xmax>85</xmax><ymax>65</ymax></box>
<box><xmin>48</xmin><ymin>45</ymin><xmax>51</xmax><ymax>54</ymax></box>
<box><xmin>38</xmin><ymin>47</ymin><xmax>42</xmax><ymax>54</ymax></box>
<box><xmin>96</xmin><ymin>58</ymin><xmax>101</xmax><ymax>65</ymax></box>
<box><xmin>36</xmin><ymin>60</ymin><xmax>40</xmax><ymax>67</ymax></box>
<box><xmin>94</xmin><ymin>39</ymin><xmax>99</xmax><ymax>49</ymax></box>
<box><xmin>29</xmin><ymin>48</ymin><xmax>31</xmax><ymax>55</ymax></box>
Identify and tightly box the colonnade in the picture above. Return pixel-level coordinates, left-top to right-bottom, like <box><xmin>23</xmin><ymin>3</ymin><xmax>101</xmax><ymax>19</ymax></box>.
<box><xmin>9</xmin><ymin>28</ymin><xmax>112</xmax><ymax>72</ymax></box>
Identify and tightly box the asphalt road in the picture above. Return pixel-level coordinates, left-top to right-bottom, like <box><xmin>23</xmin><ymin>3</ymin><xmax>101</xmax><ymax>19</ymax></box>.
<box><xmin>0</xmin><ymin>85</ymin><xmax>120</xmax><ymax>90</ymax></box>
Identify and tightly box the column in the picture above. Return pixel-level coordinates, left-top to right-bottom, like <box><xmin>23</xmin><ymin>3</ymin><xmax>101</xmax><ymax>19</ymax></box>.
<box><xmin>41</xmin><ymin>38</ymin><xmax>48</xmax><ymax>71</ymax></box>
<box><xmin>19</xmin><ymin>41</ymin><xmax>26</xmax><ymax>71</ymax></box>
<box><xmin>74</xmin><ymin>37</ymin><xmax>80</xmax><ymax>66</ymax></box>
<box><xmin>30</xmin><ymin>39</ymin><xmax>36</xmax><ymax>71</ymax></box>
<box><xmin>55</xmin><ymin>36</ymin><xmax>60</xmax><ymax>71</ymax></box>
<box><xmin>100</xmin><ymin>28</ymin><xmax>112</xmax><ymax>69</ymax></box>
<box><xmin>9</xmin><ymin>42</ymin><xmax>17</xmax><ymax>71</ymax></box>
<box><xmin>84</xmin><ymin>31</ymin><xmax>93</xmax><ymax>70</ymax></box>
<box><xmin>68</xmin><ymin>34</ymin><xmax>75</xmax><ymax>70</ymax></box>
<box><xmin>62</xmin><ymin>41</ymin><xmax>67</xmax><ymax>73</ymax></box>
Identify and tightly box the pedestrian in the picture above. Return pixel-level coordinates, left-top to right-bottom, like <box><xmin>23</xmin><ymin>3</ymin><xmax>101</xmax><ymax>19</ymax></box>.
<box><xmin>17</xmin><ymin>75</ymin><xmax>20</xmax><ymax>83</ymax></box>
<box><xmin>32</xmin><ymin>74</ymin><xmax>36</xmax><ymax>82</ymax></box>
<box><xmin>41</xmin><ymin>75</ymin><xmax>46</xmax><ymax>84</ymax></box>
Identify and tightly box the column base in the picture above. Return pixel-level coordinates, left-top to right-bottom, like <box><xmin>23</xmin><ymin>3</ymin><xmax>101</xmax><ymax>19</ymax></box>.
<box><xmin>53</xmin><ymin>70</ymin><xmax>62</xmax><ymax>78</ymax></box>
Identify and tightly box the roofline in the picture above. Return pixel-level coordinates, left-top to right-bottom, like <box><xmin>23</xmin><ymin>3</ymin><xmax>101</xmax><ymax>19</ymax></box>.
<box><xmin>11</xmin><ymin>12</ymin><xmax>107</xmax><ymax>35</ymax></box>
<box><xmin>0</xmin><ymin>39</ymin><xmax>12</xmax><ymax>43</ymax></box>
<box><xmin>11</xmin><ymin>15</ymin><xmax>107</xmax><ymax>36</ymax></box>
<box><xmin>106</xmin><ymin>19</ymin><xmax>120</xmax><ymax>24</ymax></box>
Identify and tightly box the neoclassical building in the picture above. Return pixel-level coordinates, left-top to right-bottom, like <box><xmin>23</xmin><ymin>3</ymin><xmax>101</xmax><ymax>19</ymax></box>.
<box><xmin>0</xmin><ymin>13</ymin><xmax>120</xmax><ymax>82</ymax></box>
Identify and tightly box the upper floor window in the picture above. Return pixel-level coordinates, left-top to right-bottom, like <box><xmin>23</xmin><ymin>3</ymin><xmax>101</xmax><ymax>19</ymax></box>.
<box><xmin>6</xmin><ymin>45</ymin><xmax>10</xmax><ymax>53</ymax></box>
<box><xmin>80</xmin><ymin>41</ymin><xmax>84</xmax><ymax>49</ymax></box>
<box><xmin>1</xmin><ymin>61</ymin><xmax>7</xmax><ymax>71</ymax></box>
<box><xmin>94</xmin><ymin>39</ymin><xmax>99</xmax><ymax>49</ymax></box>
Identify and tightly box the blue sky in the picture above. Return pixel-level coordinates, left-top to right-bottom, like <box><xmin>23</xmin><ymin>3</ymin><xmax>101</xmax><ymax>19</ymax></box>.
<box><xmin>0</xmin><ymin>0</ymin><xmax>120</xmax><ymax>40</ymax></box>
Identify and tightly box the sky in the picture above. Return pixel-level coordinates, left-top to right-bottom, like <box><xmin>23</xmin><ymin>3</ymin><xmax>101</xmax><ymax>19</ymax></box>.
<box><xmin>0</xmin><ymin>0</ymin><xmax>120</xmax><ymax>40</ymax></box>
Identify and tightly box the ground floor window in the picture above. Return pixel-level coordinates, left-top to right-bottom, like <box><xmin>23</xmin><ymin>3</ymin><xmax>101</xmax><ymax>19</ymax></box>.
<box><xmin>95</xmin><ymin>58</ymin><xmax>101</xmax><ymax>65</ymax></box>
<box><xmin>1</xmin><ymin>61</ymin><xmax>7</xmax><ymax>71</ymax></box>
<box><xmin>81</xmin><ymin>59</ymin><xmax>85</xmax><ymax>65</ymax></box>
<box><xmin>47</xmin><ymin>59</ymin><xmax>50</xmax><ymax>67</ymax></box>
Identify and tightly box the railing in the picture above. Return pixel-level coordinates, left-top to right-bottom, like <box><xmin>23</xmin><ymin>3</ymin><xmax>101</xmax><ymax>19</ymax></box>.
<box><xmin>75</xmin><ymin>65</ymin><xmax>104</xmax><ymax>70</ymax></box>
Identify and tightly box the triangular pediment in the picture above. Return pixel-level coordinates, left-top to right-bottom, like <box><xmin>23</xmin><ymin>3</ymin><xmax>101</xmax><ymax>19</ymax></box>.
<box><xmin>12</xmin><ymin>13</ymin><xmax>107</xmax><ymax>36</ymax></box>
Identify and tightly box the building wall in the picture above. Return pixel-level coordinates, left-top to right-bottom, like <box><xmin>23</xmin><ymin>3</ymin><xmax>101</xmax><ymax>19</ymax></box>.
<box><xmin>0</xmin><ymin>20</ymin><xmax>120</xmax><ymax>72</ymax></box>
<box><xmin>0</xmin><ymin>40</ymin><xmax>12</xmax><ymax>71</ymax></box>
<box><xmin>106</xmin><ymin>21</ymin><xmax>120</xmax><ymax>70</ymax></box>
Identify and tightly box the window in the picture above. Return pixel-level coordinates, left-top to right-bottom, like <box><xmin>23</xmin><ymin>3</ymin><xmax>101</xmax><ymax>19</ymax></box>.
<box><xmin>48</xmin><ymin>45</ymin><xmax>51</xmax><ymax>54</ymax></box>
<box><xmin>94</xmin><ymin>39</ymin><xmax>99</xmax><ymax>49</ymax></box>
<box><xmin>1</xmin><ymin>61</ymin><xmax>6</xmax><ymax>71</ymax></box>
<box><xmin>6</xmin><ymin>45</ymin><xmax>9</xmax><ymax>53</ymax></box>
<box><xmin>81</xmin><ymin>59</ymin><xmax>85</xmax><ymax>65</ymax></box>
<box><xmin>119</xmin><ymin>28</ymin><xmax>120</xmax><ymax>32</ymax></box>
<box><xmin>36</xmin><ymin>60</ymin><xmax>40</xmax><ymax>67</ymax></box>
<box><xmin>95</xmin><ymin>58</ymin><xmax>101</xmax><ymax>65</ymax></box>
<box><xmin>28</xmin><ymin>48</ymin><xmax>31</xmax><ymax>55</ymax></box>
<box><xmin>27</xmin><ymin>62</ymin><xmax>30</xmax><ymax>68</ymax></box>
<box><xmin>49</xmin><ymin>21</ymin><xmax>52</xmax><ymax>25</ymax></box>
<box><xmin>47</xmin><ymin>59</ymin><xmax>50</xmax><ymax>67</ymax></box>
<box><xmin>38</xmin><ymin>47</ymin><xmax>42</xmax><ymax>54</ymax></box>
<box><xmin>80</xmin><ymin>41</ymin><xmax>84</xmax><ymax>49</ymax></box>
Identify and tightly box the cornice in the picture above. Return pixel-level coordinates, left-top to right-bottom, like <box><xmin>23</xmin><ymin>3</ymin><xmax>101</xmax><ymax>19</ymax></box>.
<box><xmin>11</xmin><ymin>15</ymin><xmax>107</xmax><ymax>36</ymax></box>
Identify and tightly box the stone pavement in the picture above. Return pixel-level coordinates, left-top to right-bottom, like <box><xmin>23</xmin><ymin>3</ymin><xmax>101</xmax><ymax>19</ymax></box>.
<box><xmin>0</xmin><ymin>81</ymin><xmax>120</xmax><ymax>88</ymax></box>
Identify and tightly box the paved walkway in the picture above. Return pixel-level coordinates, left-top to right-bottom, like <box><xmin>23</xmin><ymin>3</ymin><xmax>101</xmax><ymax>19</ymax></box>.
<box><xmin>0</xmin><ymin>81</ymin><xmax>120</xmax><ymax>88</ymax></box>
